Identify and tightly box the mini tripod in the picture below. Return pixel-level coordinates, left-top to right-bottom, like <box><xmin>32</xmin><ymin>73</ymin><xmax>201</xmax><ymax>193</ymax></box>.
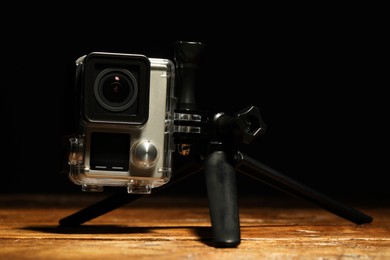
<box><xmin>59</xmin><ymin>41</ymin><xmax>373</xmax><ymax>248</ymax></box>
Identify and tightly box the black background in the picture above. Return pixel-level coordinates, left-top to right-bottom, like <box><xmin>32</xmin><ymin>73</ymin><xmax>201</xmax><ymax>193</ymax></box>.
<box><xmin>3</xmin><ymin>4</ymin><xmax>388</xmax><ymax>202</ymax></box>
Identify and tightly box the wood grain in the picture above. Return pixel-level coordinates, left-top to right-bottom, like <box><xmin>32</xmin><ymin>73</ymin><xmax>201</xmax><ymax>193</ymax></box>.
<box><xmin>0</xmin><ymin>194</ymin><xmax>389</xmax><ymax>259</ymax></box>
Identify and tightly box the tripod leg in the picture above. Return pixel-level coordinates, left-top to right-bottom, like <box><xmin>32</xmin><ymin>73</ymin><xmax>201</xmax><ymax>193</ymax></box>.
<box><xmin>59</xmin><ymin>192</ymin><xmax>143</xmax><ymax>227</ymax></box>
<box><xmin>234</xmin><ymin>152</ymin><xmax>373</xmax><ymax>225</ymax></box>
<box><xmin>204</xmin><ymin>151</ymin><xmax>240</xmax><ymax>247</ymax></box>
<box><xmin>59</xmin><ymin>160</ymin><xmax>204</xmax><ymax>227</ymax></box>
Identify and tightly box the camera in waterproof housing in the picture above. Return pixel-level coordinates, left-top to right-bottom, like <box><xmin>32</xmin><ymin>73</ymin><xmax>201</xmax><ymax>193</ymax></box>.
<box><xmin>67</xmin><ymin>52</ymin><xmax>176</xmax><ymax>194</ymax></box>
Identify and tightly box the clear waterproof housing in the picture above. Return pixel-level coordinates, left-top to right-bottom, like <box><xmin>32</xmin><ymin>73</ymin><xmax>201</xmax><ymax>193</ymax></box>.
<box><xmin>67</xmin><ymin>52</ymin><xmax>176</xmax><ymax>194</ymax></box>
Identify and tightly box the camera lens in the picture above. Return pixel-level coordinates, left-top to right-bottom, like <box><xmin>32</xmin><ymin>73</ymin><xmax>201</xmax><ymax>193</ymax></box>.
<box><xmin>94</xmin><ymin>68</ymin><xmax>138</xmax><ymax>112</ymax></box>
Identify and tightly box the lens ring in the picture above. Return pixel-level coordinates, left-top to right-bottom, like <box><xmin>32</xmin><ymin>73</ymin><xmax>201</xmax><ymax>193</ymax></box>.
<box><xmin>94</xmin><ymin>68</ymin><xmax>138</xmax><ymax>112</ymax></box>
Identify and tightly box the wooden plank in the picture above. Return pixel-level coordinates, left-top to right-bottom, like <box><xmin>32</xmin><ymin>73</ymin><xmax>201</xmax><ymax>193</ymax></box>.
<box><xmin>0</xmin><ymin>194</ymin><xmax>389</xmax><ymax>259</ymax></box>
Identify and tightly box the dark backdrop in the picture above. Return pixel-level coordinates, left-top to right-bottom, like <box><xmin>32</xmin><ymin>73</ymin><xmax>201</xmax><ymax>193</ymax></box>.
<box><xmin>3</xmin><ymin>5</ymin><xmax>388</xmax><ymax>201</ymax></box>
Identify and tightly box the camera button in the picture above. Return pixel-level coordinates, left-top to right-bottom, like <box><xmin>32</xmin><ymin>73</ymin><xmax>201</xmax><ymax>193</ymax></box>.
<box><xmin>132</xmin><ymin>140</ymin><xmax>158</xmax><ymax>168</ymax></box>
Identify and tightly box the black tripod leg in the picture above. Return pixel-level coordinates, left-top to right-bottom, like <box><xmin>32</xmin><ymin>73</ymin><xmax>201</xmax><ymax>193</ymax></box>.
<box><xmin>234</xmin><ymin>152</ymin><xmax>373</xmax><ymax>225</ymax></box>
<box><xmin>59</xmin><ymin>161</ymin><xmax>204</xmax><ymax>227</ymax></box>
<box><xmin>59</xmin><ymin>192</ymin><xmax>143</xmax><ymax>227</ymax></box>
<box><xmin>204</xmin><ymin>151</ymin><xmax>240</xmax><ymax>247</ymax></box>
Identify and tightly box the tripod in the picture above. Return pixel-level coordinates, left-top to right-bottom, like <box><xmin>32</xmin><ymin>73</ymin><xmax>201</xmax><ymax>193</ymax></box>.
<box><xmin>59</xmin><ymin>41</ymin><xmax>373</xmax><ymax>248</ymax></box>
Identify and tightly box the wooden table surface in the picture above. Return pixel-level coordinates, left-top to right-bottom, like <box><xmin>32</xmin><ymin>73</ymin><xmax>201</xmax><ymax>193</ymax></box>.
<box><xmin>0</xmin><ymin>193</ymin><xmax>389</xmax><ymax>259</ymax></box>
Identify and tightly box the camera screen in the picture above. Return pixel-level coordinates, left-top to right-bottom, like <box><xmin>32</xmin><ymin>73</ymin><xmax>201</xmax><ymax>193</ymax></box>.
<box><xmin>90</xmin><ymin>132</ymin><xmax>130</xmax><ymax>171</ymax></box>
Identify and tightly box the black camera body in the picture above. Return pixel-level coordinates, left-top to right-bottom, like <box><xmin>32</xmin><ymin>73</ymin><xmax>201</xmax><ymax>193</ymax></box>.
<box><xmin>68</xmin><ymin>52</ymin><xmax>176</xmax><ymax>194</ymax></box>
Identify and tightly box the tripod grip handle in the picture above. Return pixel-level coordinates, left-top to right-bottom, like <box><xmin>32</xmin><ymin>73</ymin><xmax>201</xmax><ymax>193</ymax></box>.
<box><xmin>204</xmin><ymin>151</ymin><xmax>240</xmax><ymax>247</ymax></box>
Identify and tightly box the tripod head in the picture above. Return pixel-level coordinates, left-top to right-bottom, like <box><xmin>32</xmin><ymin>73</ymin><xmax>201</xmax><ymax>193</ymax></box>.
<box><xmin>173</xmin><ymin>41</ymin><xmax>266</xmax><ymax>157</ymax></box>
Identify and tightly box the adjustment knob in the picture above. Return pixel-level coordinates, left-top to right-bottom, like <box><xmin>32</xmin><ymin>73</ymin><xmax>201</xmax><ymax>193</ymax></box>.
<box><xmin>235</xmin><ymin>106</ymin><xmax>267</xmax><ymax>144</ymax></box>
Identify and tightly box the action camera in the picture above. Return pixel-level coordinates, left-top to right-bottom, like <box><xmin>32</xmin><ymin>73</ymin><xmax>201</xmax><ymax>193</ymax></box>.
<box><xmin>67</xmin><ymin>52</ymin><xmax>176</xmax><ymax>194</ymax></box>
